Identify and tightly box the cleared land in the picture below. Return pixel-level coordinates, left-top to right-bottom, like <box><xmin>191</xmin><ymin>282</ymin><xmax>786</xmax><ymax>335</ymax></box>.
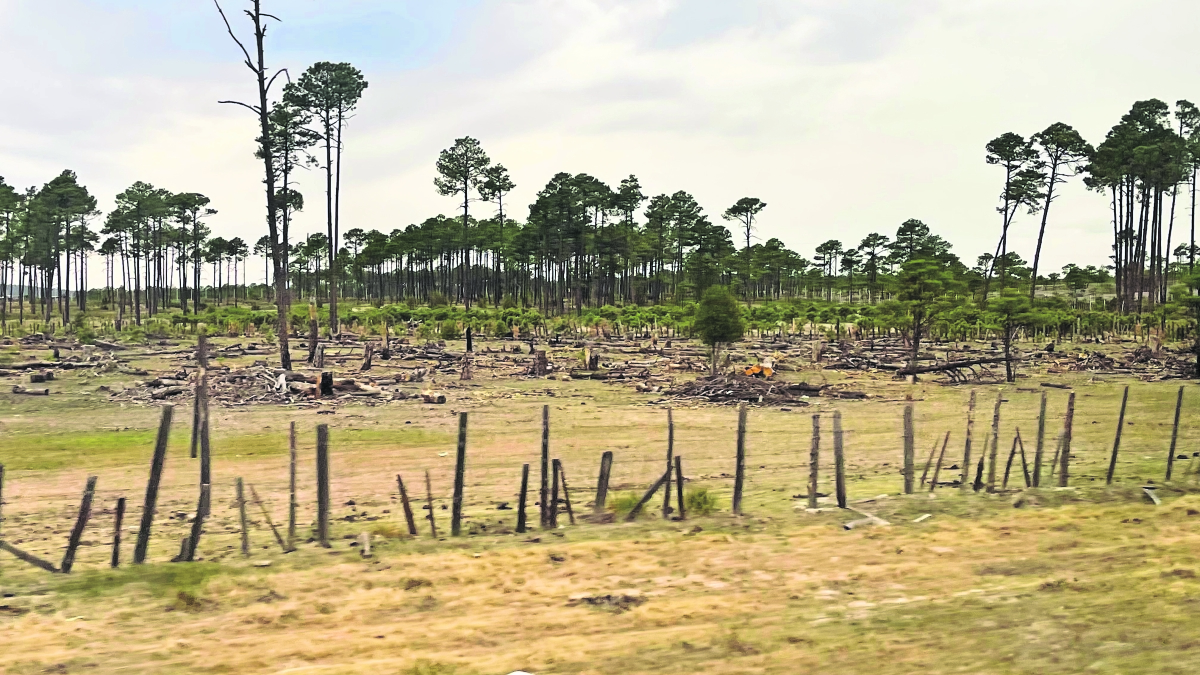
<box><xmin>1</xmin><ymin>334</ymin><xmax>1199</xmax><ymax>674</ymax></box>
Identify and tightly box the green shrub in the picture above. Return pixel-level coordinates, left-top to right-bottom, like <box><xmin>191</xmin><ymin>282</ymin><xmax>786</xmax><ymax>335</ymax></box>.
<box><xmin>428</xmin><ymin>291</ymin><xmax>450</xmax><ymax>308</ymax></box>
<box><xmin>492</xmin><ymin>319</ymin><xmax>510</xmax><ymax>338</ymax></box>
<box><xmin>607</xmin><ymin>492</ymin><xmax>645</xmax><ymax>519</ymax></box>
<box><xmin>500</xmin><ymin>294</ymin><xmax>518</xmax><ymax>309</ymax></box>
<box><xmin>684</xmin><ymin>487</ymin><xmax>720</xmax><ymax>515</ymax></box>
<box><xmin>440</xmin><ymin>320</ymin><xmax>462</xmax><ymax>340</ymax></box>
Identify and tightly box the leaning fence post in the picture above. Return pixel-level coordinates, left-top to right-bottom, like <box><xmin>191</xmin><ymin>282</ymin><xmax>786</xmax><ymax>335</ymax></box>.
<box><xmin>111</xmin><ymin>497</ymin><xmax>126</xmax><ymax>568</ymax></box>
<box><xmin>594</xmin><ymin>451</ymin><xmax>613</xmax><ymax>515</ymax></box>
<box><xmin>1167</xmin><ymin>386</ymin><xmax>1185</xmax><ymax>481</ymax></box>
<box><xmin>1002</xmin><ymin>434</ymin><xmax>1019</xmax><ymax>490</ymax></box>
<box><xmin>662</xmin><ymin>408</ymin><xmax>675</xmax><ymax>518</ymax></box>
<box><xmin>919</xmin><ymin>437</ymin><xmax>939</xmax><ymax>489</ymax></box>
<box><xmin>961</xmin><ymin>390</ymin><xmax>976</xmax><ymax>494</ymax></box>
<box><xmin>808</xmin><ymin>414</ymin><xmax>821</xmax><ymax>509</ymax></box>
<box><xmin>674</xmin><ymin>455</ymin><xmax>686</xmax><ymax>519</ymax></box>
<box><xmin>549</xmin><ymin>458</ymin><xmax>560</xmax><ymax>527</ymax></box>
<box><xmin>626</xmin><ymin>470</ymin><xmax>670</xmax><ymax>522</ymax></box>
<box><xmin>985</xmin><ymin>391</ymin><xmax>1003</xmax><ymax>493</ymax></box>
<box><xmin>1106</xmin><ymin>385</ymin><xmax>1130</xmax><ymax>485</ymax></box>
<box><xmin>733</xmin><ymin>403</ymin><xmax>747</xmax><ymax>515</ymax></box>
<box><xmin>249</xmin><ymin>484</ymin><xmax>290</xmax><ymax>553</ymax></box>
<box><xmin>833</xmin><ymin>410</ymin><xmax>847</xmax><ymax>508</ymax></box>
<box><xmin>929</xmin><ymin>431</ymin><xmax>950</xmax><ymax>492</ymax></box>
<box><xmin>556</xmin><ymin>459</ymin><xmax>575</xmax><ymax>525</ymax></box>
<box><xmin>237</xmin><ymin>478</ymin><xmax>250</xmax><ymax>557</ymax></box>
<box><xmin>1033</xmin><ymin>391</ymin><xmax>1048</xmax><ymax>487</ymax></box>
<box><xmin>397</xmin><ymin>474</ymin><xmax>418</xmax><ymax>536</ymax></box>
<box><xmin>288</xmin><ymin>421</ymin><xmax>297</xmax><ymax>547</ymax></box>
<box><xmin>451</xmin><ymin>412</ymin><xmax>468</xmax><ymax>537</ymax></box>
<box><xmin>540</xmin><ymin>405</ymin><xmax>550</xmax><ymax>528</ymax></box>
<box><xmin>903</xmin><ymin>401</ymin><xmax>915</xmax><ymax>494</ymax></box>
<box><xmin>1059</xmin><ymin>392</ymin><xmax>1076</xmax><ymax>487</ymax></box>
<box><xmin>516</xmin><ymin>464</ymin><xmax>530</xmax><ymax>534</ymax></box>
<box><xmin>61</xmin><ymin>475</ymin><xmax>98</xmax><ymax>573</ymax></box>
<box><xmin>316</xmin><ymin>424</ymin><xmax>331</xmax><ymax>548</ymax></box>
<box><xmin>184</xmin><ymin>484</ymin><xmax>210</xmax><ymax>562</ymax></box>
<box><xmin>424</xmin><ymin>469</ymin><xmax>438</xmax><ymax>538</ymax></box>
<box><xmin>134</xmin><ymin>404</ymin><xmax>174</xmax><ymax>564</ymax></box>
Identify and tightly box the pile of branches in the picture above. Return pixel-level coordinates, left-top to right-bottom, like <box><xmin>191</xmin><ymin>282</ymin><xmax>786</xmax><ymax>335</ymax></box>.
<box><xmin>663</xmin><ymin>373</ymin><xmax>823</xmax><ymax>405</ymax></box>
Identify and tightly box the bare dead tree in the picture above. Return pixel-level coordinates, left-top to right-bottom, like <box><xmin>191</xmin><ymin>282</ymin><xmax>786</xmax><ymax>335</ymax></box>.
<box><xmin>213</xmin><ymin>0</ymin><xmax>292</xmax><ymax>370</ymax></box>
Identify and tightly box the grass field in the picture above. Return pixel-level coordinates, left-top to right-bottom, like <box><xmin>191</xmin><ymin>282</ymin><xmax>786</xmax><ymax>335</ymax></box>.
<box><xmin>2</xmin><ymin>336</ymin><xmax>1199</xmax><ymax>674</ymax></box>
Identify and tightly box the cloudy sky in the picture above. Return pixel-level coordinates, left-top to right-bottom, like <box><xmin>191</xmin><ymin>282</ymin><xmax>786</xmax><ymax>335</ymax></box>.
<box><xmin>1</xmin><ymin>0</ymin><xmax>1197</xmax><ymax>284</ymax></box>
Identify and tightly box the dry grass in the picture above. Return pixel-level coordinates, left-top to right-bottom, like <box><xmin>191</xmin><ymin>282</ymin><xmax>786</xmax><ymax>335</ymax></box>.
<box><xmin>2</xmin><ymin>337</ymin><xmax>1200</xmax><ymax>673</ymax></box>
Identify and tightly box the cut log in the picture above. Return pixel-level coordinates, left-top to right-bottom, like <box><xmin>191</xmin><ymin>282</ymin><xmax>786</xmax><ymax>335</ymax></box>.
<box><xmin>897</xmin><ymin>357</ymin><xmax>1009</xmax><ymax>376</ymax></box>
<box><xmin>12</xmin><ymin>386</ymin><xmax>49</xmax><ymax>396</ymax></box>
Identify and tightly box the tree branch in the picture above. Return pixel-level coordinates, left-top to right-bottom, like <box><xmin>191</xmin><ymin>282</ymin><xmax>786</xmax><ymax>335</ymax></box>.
<box><xmin>214</xmin><ymin>0</ymin><xmax>256</xmax><ymax>72</ymax></box>
<box><xmin>219</xmin><ymin>100</ymin><xmax>263</xmax><ymax>115</ymax></box>
<box><xmin>266</xmin><ymin>67</ymin><xmax>290</xmax><ymax>95</ymax></box>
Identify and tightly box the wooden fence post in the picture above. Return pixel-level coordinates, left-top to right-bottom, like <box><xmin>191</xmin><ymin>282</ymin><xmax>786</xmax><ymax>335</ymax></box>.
<box><xmin>1106</xmin><ymin>385</ymin><xmax>1130</xmax><ymax>485</ymax></box>
<box><xmin>0</xmin><ymin>463</ymin><xmax>5</xmax><ymax>539</ymax></box>
<box><xmin>1167</xmin><ymin>386</ymin><xmax>1185</xmax><ymax>481</ymax></box>
<box><xmin>1016</xmin><ymin>430</ymin><xmax>1031</xmax><ymax>487</ymax></box>
<box><xmin>626</xmin><ymin>470</ymin><xmax>670</xmax><ymax>521</ymax></box>
<box><xmin>540</xmin><ymin>405</ymin><xmax>550</xmax><ymax>528</ymax></box>
<box><xmin>556</xmin><ymin>459</ymin><xmax>575</xmax><ymax>525</ymax></box>
<box><xmin>985</xmin><ymin>391</ymin><xmax>1003</xmax><ymax>493</ymax></box>
<box><xmin>61</xmin><ymin>475</ymin><xmax>98</xmax><ymax>573</ymax></box>
<box><xmin>184</xmin><ymin>485</ymin><xmax>209</xmax><ymax>562</ymax></box>
<box><xmin>961</xmin><ymin>390</ymin><xmax>976</xmax><ymax>493</ymax></box>
<box><xmin>1033</xmin><ymin>391</ymin><xmax>1048</xmax><ymax>487</ymax></box>
<box><xmin>134</xmin><ymin>404</ymin><xmax>174</xmax><ymax>564</ymax></box>
<box><xmin>191</xmin><ymin>332</ymin><xmax>207</xmax><ymax>459</ymax></box>
<box><xmin>1059</xmin><ymin>392</ymin><xmax>1076</xmax><ymax>487</ymax></box>
<box><xmin>451</xmin><ymin>412</ymin><xmax>468</xmax><ymax>537</ymax></box>
<box><xmin>674</xmin><ymin>455</ymin><xmax>686</xmax><ymax>520</ymax></box>
<box><xmin>594</xmin><ymin>451</ymin><xmax>613</xmax><ymax>515</ymax></box>
<box><xmin>316</xmin><ymin>424</ymin><xmax>331</xmax><ymax>548</ymax></box>
<box><xmin>808</xmin><ymin>414</ymin><xmax>820</xmax><ymax>509</ymax></box>
<box><xmin>424</xmin><ymin>470</ymin><xmax>438</xmax><ymax>538</ymax></box>
<box><xmin>397</xmin><ymin>474</ymin><xmax>418</xmax><ymax>536</ymax></box>
<box><xmin>1002</xmin><ymin>435</ymin><xmax>1019</xmax><ymax>490</ymax></box>
<box><xmin>833</xmin><ymin>410</ymin><xmax>847</xmax><ymax>508</ymax></box>
<box><xmin>111</xmin><ymin>497</ymin><xmax>126</xmax><ymax>568</ymax></box>
<box><xmin>662</xmin><ymin>407</ymin><xmax>674</xmax><ymax>518</ymax></box>
<box><xmin>288</xmin><ymin>421</ymin><xmax>297</xmax><ymax>547</ymax></box>
<box><xmin>237</xmin><ymin>478</ymin><xmax>250</xmax><ymax>557</ymax></box>
<box><xmin>919</xmin><ymin>438</ymin><xmax>939</xmax><ymax>489</ymax></box>
<box><xmin>249</xmin><ymin>484</ymin><xmax>291</xmax><ymax>553</ymax></box>
<box><xmin>516</xmin><ymin>464</ymin><xmax>530</xmax><ymax>534</ymax></box>
<box><xmin>903</xmin><ymin>401</ymin><xmax>915</xmax><ymax>494</ymax></box>
<box><xmin>929</xmin><ymin>431</ymin><xmax>950</xmax><ymax>492</ymax></box>
<box><xmin>733</xmin><ymin>403</ymin><xmax>747</xmax><ymax>515</ymax></box>
<box><xmin>549</xmin><ymin>458</ymin><xmax>560</xmax><ymax>527</ymax></box>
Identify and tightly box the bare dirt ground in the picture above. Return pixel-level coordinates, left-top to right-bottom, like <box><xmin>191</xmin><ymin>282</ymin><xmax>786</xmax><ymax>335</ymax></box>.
<box><xmin>2</xmin><ymin>333</ymin><xmax>1199</xmax><ymax>674</ymax></box>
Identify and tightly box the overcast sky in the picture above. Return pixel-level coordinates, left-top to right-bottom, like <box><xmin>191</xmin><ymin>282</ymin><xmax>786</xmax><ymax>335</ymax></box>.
<box><xmin>2</xmin><ymin>0</ymin><xmax>1197</xmax><ymax>285</ymax></box>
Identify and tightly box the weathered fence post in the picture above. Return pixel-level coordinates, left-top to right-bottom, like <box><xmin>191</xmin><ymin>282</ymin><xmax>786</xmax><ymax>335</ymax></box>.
<box><xmin>733</xmin><ymin>403</ymin><xmax>747</xmax><ymax>515</ymax></box>
<box><xmin>1167</xmin><ymin>386</ymin><xmax>1185</xmax><ymax>481</ymax></box>
<box><xmin>961</xmin><ymin>390</ymin><xmax>976</xmax><ymax>493</ymax></box>
<box><xmin>556</xmin><ymin>459</ymin><xmax>575</xmax><ymax>525</ymax></box>
<box><xmin>397</xmin><ymin>474</ymin><xmax>418</xmax><ymax>536</ymax></box>
<box><xmin>249</xmin><ymin>484</ymin><xmax>291</xmax><ymax>553</ymax></box>
<box><xmin>184</xmin><ymin>485</ymin><xmax>209</xmax><ymax>562</ymax></box>
<box><xmin>516</xmin><ymin>464</ymin><xmax>530</xmax><ymax>534</ymax></box>
<box><xmin>1106</xmin><ymin>385</ymin><xmax>1130</xmax><ymax>485</ymax></box>
<box><xmin>316</xmin><ymin>424</ymin><xmax>331</xmax><ymax>548</ymax></box>
<box><xmin>61</xmin><ymin>475</ymin><xmax>98</xmax><ymax>573</ymax></box>
<box><xmin>808</xmin><ymin>414</ymin><xmax>820</xmax><ymax>509</ymax></box>
<box><xmin>929</xmin><ymin>431</ymin><xmax>950</xmax><ymax>492</ymax></box>
<box><xmin>191</xmin><ymin>332</ymin><xmax>207</xmax><ymax>459</ymax></box>
<box><xmin>1059</xmin><ymin>392</ymin><xmax>1076</xmax><ymax>487</ymax></box>
<box><xmin>626</xmin><ymin>470</ymin><xmax>670</xmax><ymax>522</ymax></box>
<box><xmin>1033</xmin><ymin>391</ymin><xmax>1048</xmax><ymax>487</ymax></box>
<box><xmin>833</xmin><ymin>410</ymin><xmax>847</xmax><ymax>508</ymax></box>
<box><xmin>1002</xmin><ymin>435</ymin><xmax>1019</xmax><ymax>490</ymax></box>
<box><xmin>919</xmin><ymin>438</ymin><xmax>939</xmax><ymax>489</ymax></box>
<box><xmin>903</xmin><ymin>401</ymin><xmax>915</xmax><ymax>494</ymax></box>
<box><xmin>134</xmin><ymin>404</ymin><xmax>174</xmax><ymax>564</ymax></box>
<box><xmin>111</xmin><ymin>497</ymin><xmax>126</xmax><ymax>568</ymax></box>
<box><xmin>237</xmin><ymin>478</ymin><xmax>250</xmax><ymax>557</ymax></box>
<box><xmin>451</xmin><ymin>412</ymin><xmax>468</xmax><ymax>537</ymax></box>
<box><xmin>288</xmin><ymin>421</ymin><xmax>297</xmax><ymax>547</ymax></box>
<box><xmin>594</xmin><ymin>451</ymin><xmax>613</xmax><ymax>515</ymax></box>
<box><xmin>986</xmin><ymin>391</ymin><xmax>1003</xmax><ymax>493</ymax></box>
<box><xmin>1017</xmin><ymin>430</ymin><xmax>1031</xmax><ymax>487</ymax></box>
<box><xmin>424</xmin><ymin>469</ymin><xmax>438</xmax><ymax>538</ymax></box>
<box><xmin>674</xmin><ymin>455</ymin><xmax>685</xmax><ymax>519</ymax></box>
<box><xmin>662</xmin><ymin>408</ymin><xmax>674</xmax><ymax>518</ymax></box>
<box><xmin>540</xmin><ymin>405</ymin><xmax>550</xmax><ymax>528</ymax></box>
<box><xmin>549</xmin><ymin>458</ymin><xmax>560</xmax><ymax>527</ymax></box>
<box><xmin>0</xmin><ymin>463</ymin><xmax>5</xmax><ymax>539</ymax></box>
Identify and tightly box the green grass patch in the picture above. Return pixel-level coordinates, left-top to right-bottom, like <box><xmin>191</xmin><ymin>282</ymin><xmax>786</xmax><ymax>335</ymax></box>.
<box><xmin>55</xmin><ymin>563</ymin><xmax>230</xmax><ymax>598</ymax></box>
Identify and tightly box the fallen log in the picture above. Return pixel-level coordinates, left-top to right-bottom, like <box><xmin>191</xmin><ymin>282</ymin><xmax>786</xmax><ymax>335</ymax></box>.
<box><xmin>897</xmin><ymin>357</ymin><xmax>1009</xmax><ymax>376</ymax></box>
<box><xmin>12</xmin><ymin>386</ymin><xmax>50</xmax><ymax>396</ymax></box>
<box><xmin>151</xmin><ymin>386</ymin><xmax>186</xmax><ymax>399</ymax></box>
<box><xmin>0</xmin><ymin>540</ymin><xmax>61</xmax><ymax>573</ymax></box>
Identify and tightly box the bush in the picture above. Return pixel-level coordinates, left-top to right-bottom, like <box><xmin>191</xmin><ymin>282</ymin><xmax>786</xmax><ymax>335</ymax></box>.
<box><xmin>500</xmin><ymin>294</ymin><xmax>518</xmax><ymax>309</ymax></box>
<box><xmin>607</xmin><ymin>492</ymin><xmax>645</xmax><ymax>519</ymax></box>
<box><xmin>492</xmin><ymin>320</ymin><xmax>510</xmax><ymax>338</ymax></box>
<box><xmin>439</xmin><ymin>320</ymin><xmax>462</xmax><ymax>340</ymax></box>
<box><xmin>427</xmin><ymin>291</ymin><xmax>450</xmax><ymax>308</ymax></box>
<box><xmin>684</xmin><ymin>487</ymin><xmax>720</xmax><ymax>515</ymax></box>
